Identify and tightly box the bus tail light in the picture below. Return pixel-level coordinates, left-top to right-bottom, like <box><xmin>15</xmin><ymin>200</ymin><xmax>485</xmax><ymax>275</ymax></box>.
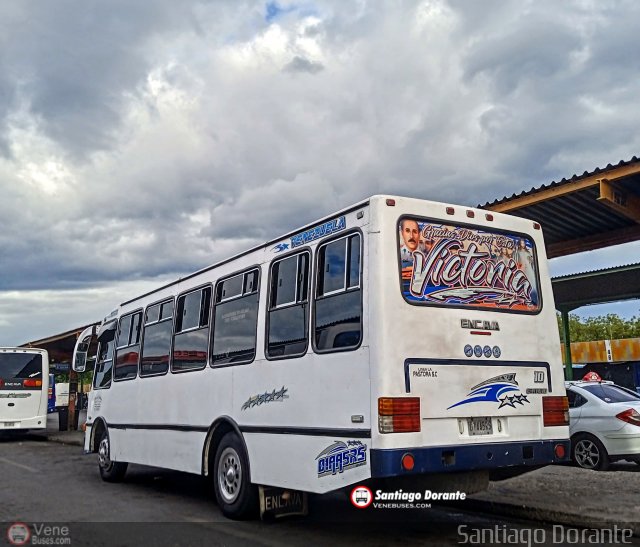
<box><xmin>23</xmin><ymin>379</ymin><xmax>42</xmax><ymax>388</ymax></box>
<box><xmin>542</xmin><ymin>396</ymin><xmax>569</xmax><ymax>426</ymax></box>
<box><xmin>378</xmin><ymin>397</ymin><xmax>421</xmax><ymax>433</ymax></box>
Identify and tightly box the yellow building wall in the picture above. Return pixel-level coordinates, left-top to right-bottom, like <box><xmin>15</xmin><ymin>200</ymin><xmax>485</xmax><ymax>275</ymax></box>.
<box><xmin>561</xmin><ymin>337</ymin><xmax>640</xmax><ymax>363</ymax></box>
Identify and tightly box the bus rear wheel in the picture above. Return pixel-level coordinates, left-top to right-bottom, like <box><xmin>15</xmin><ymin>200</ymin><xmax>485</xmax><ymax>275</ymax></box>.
<box><xmin>213</xmin><ymin>433</ymin><xmax>258</xmax><ymax>519</ymax></box>
<box><xmin>97</xmin><ymin>429</ymin><xmax>128</xmax><ymax>482</ymax></box>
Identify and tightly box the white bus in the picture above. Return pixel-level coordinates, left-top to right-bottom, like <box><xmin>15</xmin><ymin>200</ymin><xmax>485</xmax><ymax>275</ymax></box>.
<box><xmin>1</xmin><ymin>347</ymin><xmax>49</xmax><ymax>432</ymax></box>
<box><xmin>73</xmin><ymin>195</ymin><xmax>570</xmax><ymax>519</ymax></box>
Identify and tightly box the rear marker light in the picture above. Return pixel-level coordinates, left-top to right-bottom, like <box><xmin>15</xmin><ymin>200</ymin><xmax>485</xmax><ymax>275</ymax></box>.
<box><xmin>401</xmin><ymin>453</ymin><xmax>415</xmax><ymax>471</ymax></box>
<box><xmin>446</xmin><ymin>207</ymin><xmax>455</xmax><ymax>215</ymax></box>
<box><xmin>554</xmin><ymin>444</ymin><xmax>566</xmax><ymax>459</ymax></box>
<box><xmin>616</xmin><ymin>408</ymin><xmax>640</xmax><ymax>427</ymax></box>
<box><xmin>485</xmin><ymin>214</ymin><xmax>494</xmax><ymax>221</ymax></box>
<box><xmin>533</xmin><ymin>222</ymin><xmax>541</xmax><ymax>230</ymax></box>
<box><xmin>542</xmin><ymin>396</ymin><xmax>569</xmax><ymax>426</ymax></box>
<box><xmin>386</xmin><ymin>199</ymin><xmax>396</xmax><ymax>206</ymax></box>
<box><xmin>466</xmin><ymin>210</ymin><xmax>475</xmax><ymax>218</ymax></box>
<box><xmin>378</xmin><ymin>397</ymin><xmax>421</xmax><ymax>433</ymax></box>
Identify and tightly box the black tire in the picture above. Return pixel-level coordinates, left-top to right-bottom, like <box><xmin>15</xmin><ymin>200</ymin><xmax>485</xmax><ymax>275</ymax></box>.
<box><xmin>97</xmin><ymin>428</ymin><xmax>128</xmax><ymax>482</ymax></box>
<box><xmin>571</xmin><ymin>433</ymin><xmax>610</xmax><ymax>471</ymax></box>
<box><xmin>213</xmin><ymin>432</ymin><xmax>258</xmax><ymax>519</ymax></box>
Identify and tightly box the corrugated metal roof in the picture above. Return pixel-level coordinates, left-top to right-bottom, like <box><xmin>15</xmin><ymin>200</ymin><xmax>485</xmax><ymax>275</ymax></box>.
<box><xmin>480</xmin><ymin>157</ymin><xmax>640</xmax><ymax>258</ymax></box>
<box><xmin>481</xmin><ymin>156</ymin><xmax>640</xmax><ymax>209</ymax></box>
<box><xmin>552</xmin><ymin>262</ymin><xmax>640</xmax><ymax>281</ymax></box>
<box><xmin>551</xmin><ymin>262</ymin><xmax>640</xmax><ymax>311</ymax></box>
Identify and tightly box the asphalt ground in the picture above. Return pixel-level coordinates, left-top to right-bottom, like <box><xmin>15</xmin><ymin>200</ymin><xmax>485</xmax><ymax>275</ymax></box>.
<box><xmin>13</xmin><ymin>413</ymin><xmax>640</xmax><ymax>542</ymax></box>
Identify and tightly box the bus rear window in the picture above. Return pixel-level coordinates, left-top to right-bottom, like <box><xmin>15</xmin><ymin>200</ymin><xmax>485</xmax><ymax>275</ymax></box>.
<box><xmin>0</xmin><ymin>353</ymin><xmax>43</xmax><ymax>389</ymax></box>
<box><xmin>398</xmin><ymin>218</ymin><xmax>540</xmax><ymax>312</ymax></box>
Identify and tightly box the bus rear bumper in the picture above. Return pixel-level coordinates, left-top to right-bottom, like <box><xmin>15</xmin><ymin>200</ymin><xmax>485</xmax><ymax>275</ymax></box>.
<box><xmin>370</xmin><ymin>439</ymin><xmax>570</xmax><ymax>478</ymax></box>
<box><xmin>0</xmin><ymin>415</ymin><xmax>47</xmax><ymax>431</ymax></box>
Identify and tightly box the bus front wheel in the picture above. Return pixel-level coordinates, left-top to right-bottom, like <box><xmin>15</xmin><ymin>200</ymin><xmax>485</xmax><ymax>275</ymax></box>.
<box><xmin>213</xmin><ymin>432</ymin><xmax>258</xmax><ymax>519</ymax></box>
<box><xmin>97</xmin><ymin>429</ymin><xmax>128</xmax><ymax>482</ymax></box>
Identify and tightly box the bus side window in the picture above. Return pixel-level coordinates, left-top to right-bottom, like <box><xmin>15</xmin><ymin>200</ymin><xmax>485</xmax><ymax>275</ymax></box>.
<box><xmin>94</xmin><ymin>338</ymin><xmax>115</xmax><ymax>389</ymax></box>
<box><xmin>173</xmin><ymin>286</ymin><xmax>211</xmax><ymax>372</ymax></box>
<box><xmin>211</xmin><ymin>269</ymin><xmax>260</xmax><ymax>366</ymax></box>
<box><xmin>114</xmin><ymin>311</ymin><xmax>142</xmax><ymax>381</ymax></box>
<box><xmin>314</xmin><ymin>233</ymin><xmax>362</xmax><ymax>352</ymax></box>
<box><xmin>266</xmin><ymin>252</ymin><xmax>309</xmax><ymax>359</ymax></box>
<box><xmin>140</xmin><ymin>299</ymin><xmax>174</xmax><ymax>377</ymax></box>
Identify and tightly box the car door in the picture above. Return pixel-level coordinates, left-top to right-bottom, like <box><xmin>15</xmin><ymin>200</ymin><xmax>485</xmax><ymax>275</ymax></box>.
<box><xmin>566</xmin><ymin>388</ymin><xmax>587</xmax><ymax>434</ymax></box>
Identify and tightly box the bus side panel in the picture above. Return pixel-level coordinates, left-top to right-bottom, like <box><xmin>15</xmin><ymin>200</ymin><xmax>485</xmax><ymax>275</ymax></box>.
<box><xmin>110</xmin><ymin>429</ymin><xmax>206</xmax><ymax>475</ymax></box>
<box><xmin>97</xmin><ymin>366</ymin><xmax>233</xmax><ymax>474</ymax></box>
<box><xmin>244</xmin><ymin>433</ymin><xmax>371</xmax><ymax>494</ymax></box>
<box><xmin>238</xmin><ymin>348</ymin><xmax>372</xmax><ymax>494</ymax></box>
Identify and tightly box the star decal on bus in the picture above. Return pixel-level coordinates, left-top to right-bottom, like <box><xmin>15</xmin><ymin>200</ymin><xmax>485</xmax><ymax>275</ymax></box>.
<box><xmin>498</xmin><ymin>393</ymin><xmax>530</xmax><ymax>408</ymax></box>
<box><xmin>241</xmin><ymin>386</ymin><xmax>289</xmax><ymax>410</ymax></box>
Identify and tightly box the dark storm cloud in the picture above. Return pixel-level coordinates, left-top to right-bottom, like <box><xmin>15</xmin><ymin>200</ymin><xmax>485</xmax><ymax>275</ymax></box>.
<box><xmin>1</xmin><ymin>2</ymin><xmax>188</xmax><ymax>159</ymax></box>
<box><xmin>284</xmin><ymin>55</ymin><xmax>325</xmax><ymax>73</ymax></box>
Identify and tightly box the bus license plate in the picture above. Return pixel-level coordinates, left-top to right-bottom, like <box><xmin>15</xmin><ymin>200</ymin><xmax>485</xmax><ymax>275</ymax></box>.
<box><xmin>467</xmin><ymin>417</ymin><xmax>493</xmax><ymax>436</ymax></box>
<box><xmin>3</xmin><ymin>422</ymin><xmax>16</xmax><ymax>428</ymax></box>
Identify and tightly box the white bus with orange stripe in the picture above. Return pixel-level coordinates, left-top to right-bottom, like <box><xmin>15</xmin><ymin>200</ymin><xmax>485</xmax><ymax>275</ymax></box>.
<box><xmin>73</xmin><ymin>195</ymin><xmax>570</xmax><ymax>519</ymax></box>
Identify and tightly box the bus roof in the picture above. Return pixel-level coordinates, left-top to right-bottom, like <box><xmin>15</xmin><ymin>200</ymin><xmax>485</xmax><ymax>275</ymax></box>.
<box><xmin>120</xmin><ymin>196</ymin><xmax>372</xmax><ymax>307</ymax></box>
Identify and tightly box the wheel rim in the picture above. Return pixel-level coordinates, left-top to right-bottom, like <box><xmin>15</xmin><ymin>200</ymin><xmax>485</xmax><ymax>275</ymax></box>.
<box><xmin>217</xmin><ymin>446</ymin><xmax>242</xmax><ymax>504</ymax></box>
<box><xmin>98</xmin><ymin>436</ymin><xmax>112</xmax><ymax>471</ymax></box>
<box><xmin>574</xmin><ymin>439</ymin><xmax>600</xmax><ymax>469</ymax></box>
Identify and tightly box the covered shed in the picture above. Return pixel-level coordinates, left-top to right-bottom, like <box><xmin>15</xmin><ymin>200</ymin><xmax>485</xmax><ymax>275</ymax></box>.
<box><xmin>483</xmin><ymin>158</ymin><xmax>640</xmax><ymax>378</ymax></box>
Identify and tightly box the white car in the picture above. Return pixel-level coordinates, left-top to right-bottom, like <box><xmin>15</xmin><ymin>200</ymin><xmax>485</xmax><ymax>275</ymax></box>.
<box><xmin>565</xmin><ymin>380</ymin><xmax>640</xmax><ymax>470</ymax></box>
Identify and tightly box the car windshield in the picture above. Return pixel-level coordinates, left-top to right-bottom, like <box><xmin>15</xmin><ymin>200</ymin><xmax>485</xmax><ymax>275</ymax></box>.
<box><xmin>581</xmin><ymin>384</ymin><xmax>640</xmax><ymax>403</ymax></box>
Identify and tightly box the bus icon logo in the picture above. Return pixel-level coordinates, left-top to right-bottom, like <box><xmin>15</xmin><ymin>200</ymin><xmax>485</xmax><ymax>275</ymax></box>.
<box><xmin>7</xmin><ymin>523</ymin><xmax>31</xmax><ymax>546</ymax></box>
<box><xmin>350</xmin><ymin>485</ymin><xmax>373</xmax><ymax>508</ymax></box>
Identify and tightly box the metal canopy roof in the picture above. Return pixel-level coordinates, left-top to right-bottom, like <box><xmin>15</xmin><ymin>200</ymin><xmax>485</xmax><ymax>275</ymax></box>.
<box><xmin>552</xmin><ymin>262</ymin><xmax>640</xmax><ymax>312</ymax></box>
<box><xmin>482</xmin><ymin>157</ymin><xmax>640</xmax><ymax>258</ymax></box>
<box><xmin>21</xmin><ymin>322</ymin><xmax>99</xmax><ymax>363</ymax></box>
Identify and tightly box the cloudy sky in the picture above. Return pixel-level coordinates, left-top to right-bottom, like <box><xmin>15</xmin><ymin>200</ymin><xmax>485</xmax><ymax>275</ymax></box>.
<box><xmin>1</xmin><ymin>0</ymin><xmax>639</xmax><ymax>345</ymax></box>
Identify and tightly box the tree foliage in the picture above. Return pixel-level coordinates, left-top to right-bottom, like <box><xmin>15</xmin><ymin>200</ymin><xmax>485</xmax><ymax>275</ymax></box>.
<box><xmin>557</xmin><ymin>313</ymin><xmax>640</xmax><ymax>343</ymax></box>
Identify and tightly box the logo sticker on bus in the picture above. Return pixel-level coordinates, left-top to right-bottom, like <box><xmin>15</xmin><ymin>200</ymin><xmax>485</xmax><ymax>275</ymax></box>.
<box><xmin>290</xmin><ymin>216</ymin><xmax>346</xmax><ymax>249</ymax></box>
<box><xmin>447</xmin><ymin>373</ymin><xmax>530</xmax><ymax>410</ymax></box>
<box><xmin>399</xmin><ymin>219</ymin><xmax>539</xmax><ymax>312</ymax></box>
<box><xmin>241</xmin><ymin>386</ymin><xmax>289</xmax><ymax>410</ymax></box>
<box><xmin>316</xmin><ymin>440</ymin><xmax>367</xmax><ymax>477</ymax></box>
<box><xmin>272</xmin><ymin>243</ymin><xmax>290</xmax><ymax>253</ymax></box>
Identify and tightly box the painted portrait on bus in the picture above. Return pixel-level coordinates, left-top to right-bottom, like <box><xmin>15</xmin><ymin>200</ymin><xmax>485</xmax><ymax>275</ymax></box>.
<box><xmin>398</xmin><ymin>218</ymin><xmax>540</xmax><ymax>312</ymax></box>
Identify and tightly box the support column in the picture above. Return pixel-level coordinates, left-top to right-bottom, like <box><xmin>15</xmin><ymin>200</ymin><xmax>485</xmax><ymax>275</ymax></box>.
<box><xmin>561</xmin><ymin>309</ymin><xmax>573</xmax><ymax>380</ymax></box>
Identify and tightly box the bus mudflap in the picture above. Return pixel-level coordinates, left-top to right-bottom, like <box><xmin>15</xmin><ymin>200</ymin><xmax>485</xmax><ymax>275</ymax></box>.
<box><xmin>259</xmin><ymin>486</ymin><xmax>308</xmax><ymax>520</ymax></box>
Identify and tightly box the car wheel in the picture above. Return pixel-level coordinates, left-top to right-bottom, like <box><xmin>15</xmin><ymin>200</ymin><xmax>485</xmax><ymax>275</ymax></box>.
<box><xmin>572</xmin><ymin>433</ymin><xmax>610</xmax><ymax>471</ymax></box>
<box><xmin>213</xmin><ymin>432</ymin><xmax>258</xmax><ymax>519</ymax></box>
<box><xmin>97</xmin><ymin>429</ymin><xmax>128</xmax><ymax>482</ymax></box>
